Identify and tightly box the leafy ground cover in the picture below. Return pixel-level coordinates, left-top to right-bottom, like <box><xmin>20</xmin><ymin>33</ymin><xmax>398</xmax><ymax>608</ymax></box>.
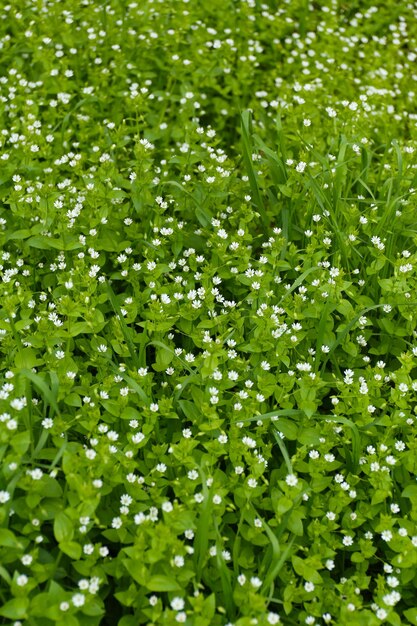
<box><xmin>1</xmin><ymin>1</ymin><xmax>417</xmax><ymax>625</ymax></box>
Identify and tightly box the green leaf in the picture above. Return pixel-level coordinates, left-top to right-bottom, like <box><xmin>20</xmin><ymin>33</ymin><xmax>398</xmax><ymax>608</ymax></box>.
<box><xmin>404</xmin><ymin>608</ymin><xmax>417</xmax><ymax>624</ymax></box>
<box><xmin>123</xmin><ymin>559</ymin><xmax>147</xmax><ymax>585</ymax></box>
<box><xmin>0</xmin><ymin>597</ymin><xmax>29</xmax><ymax>619</ymax></box>
<box><xmin>118</xmin><ymin>617</ymin><xmax>137</xmax><ymax>626</ymax></box>
<box><xmin>81</xmin><ymin>600</ymin><xmax>105</xmax><ymax>617</ymax></box>
<box><xmin>54</xmin><ymin>512</ymin><xmax>74</xmax><ymax>543</ymax></box>
<box><xmin>287</xmin><ymin>509</ymin><xmax>304</xmax><ymax>536</ymax></box>
<box><xmin>274</xmin><ymin>418</ymin><xmax>299</xmax><ymax>440</ymax></box>
<box><xmin>0</xmin><ymin>564</ymin><xmax>11</xmax><ymax>585</ymax></box>
<box><xmin>59</xmin><ymin>540</ymin><xmax>81</xmax><ymax>559</ymax></box>
<box><xmin>153</xmin><ymin>343</ymin><xmax>174</xmax><ymax>371</ymax></box>
<box><xmin>64</xmin><ymin>392</ymin><xmax>82</xmax><ymax>407</ymax></box>
<box><xmin>27</xmin><ymin>235</ymin><xmax>82</xmax><ymax>251</ymax></box>
<box><xmin>178</xmin><ymin>400</ymin><xmax>201</xmax><ymax>421</ymax></box>
<box><xmin>291</xmin><ymin>555</ymin><xmax>322</xmax><ymax>583</ymax></box>
<box><xmin>15</xmin><ymin>348</ymin><xmax>39</xmax><ymax>369</ymax></box>
<box><xmin>11</xmin><ymin>431</ymin><xmax>31</xmax><ymax>455</ymax></box>
<box><xmin>298</xmin><ymin>427</ymin><xmax>321</xmax><ymax>446</ymax></box>
<box><xmin>401</xmin><ymin>485</ymin><xmax>417</xmax><ymax>500</ymax></box>
<box><xmin>146</xmin><ymin>575</ymin><xmax>182</xmax><ymax>592</ymax></box>
<box><xmin>0</xmin><ymin>528</ymin><xmax>24</xmax><ymax>549</ymax></box>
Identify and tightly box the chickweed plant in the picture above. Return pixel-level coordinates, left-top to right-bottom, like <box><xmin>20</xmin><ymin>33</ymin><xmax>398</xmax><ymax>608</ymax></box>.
<box><xmin>1</xmin><ymin>1</ymin><xmax>417</xmax><ymax>625</ymax></box>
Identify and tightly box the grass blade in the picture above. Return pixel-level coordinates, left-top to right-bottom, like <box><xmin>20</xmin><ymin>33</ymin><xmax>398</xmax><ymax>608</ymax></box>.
<box><xmin>323</xmin><ymin>415</ymin><xmax>361</xmax><ymax>473</ymax></box>
<box><xmin>233</xmin><ymin>408</ymin><xmax>303</xmax><ymax>424</ymax></box>
<box><xmin>194</xmin><ymin>465</ymin><xmax>211</xmax><ymax>582</ymax></box>
<box><xmin>272</xmin><ymin>429</ymin><xmax>293</xmax><ymax>474</ymax></box>
<box><xmin>320</xmin><ymin>303</ymin><xmax>387</xmax><ymax>375</ymax></box>
<box><xmin>241</xmin><ymin>110</ymin><xmax>267</xmax><ymax>225</ymax></box>
<box><xmin>213</xmin><ymin>517</ymin><xmax>236</xmax><ymax>618</ymax></box>
<box><xmin>108</xmin><ymin>363</ymin><xmax>149</xmax><ymax>404</ymax></box>
<box><xmin>19</xmin><ymin>369</ymin><xmax>61</xmax><ymax>418</ymax></box>
<box><xmin>278</xmin><ymin>266</ymin><xmax>320</xmax><ymax>305</ymax></box>
<box><xmin>262</xmin><ymin>535</ymin><xmax>296</xmax><ymax>593</ymax></box>
<box><xmin>106</xmin><ymin>281</ymin><xmax>140</xmax><ymax>369</ymax></box>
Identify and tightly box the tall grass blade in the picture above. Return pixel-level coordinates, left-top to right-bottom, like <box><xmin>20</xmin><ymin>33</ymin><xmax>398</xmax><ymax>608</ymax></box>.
<box><xmin>106</xmin><ymin>281</ymin><xmax>140</xmax><ymax>369</ymax></box>
<box><xmin>19</xmin><ymin>369</ymin><xmax>61</xmax><ymax>418</ymax></box>
<box><xmin>272</xmin><ymin>429</ymin><xmax>293</xmax><ymax>474</ymax></box>
<box><xmin>241</xmin><ymin>110</ymin><xmax>267</xmax><ymax>225</ymax></box>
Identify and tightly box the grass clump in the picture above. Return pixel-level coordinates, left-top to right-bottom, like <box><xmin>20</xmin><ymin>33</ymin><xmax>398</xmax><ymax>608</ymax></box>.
<box><xmin>0</xmin><ymin>1</ymin><xmax>417</xmax><ymax>625</ymax></box>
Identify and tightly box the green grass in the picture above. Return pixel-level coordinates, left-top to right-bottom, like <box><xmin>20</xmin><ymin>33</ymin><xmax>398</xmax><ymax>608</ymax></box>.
<box><xmin>0</xmin><ymin>1</ymin><xmax>417</xmax><ymax>625</ymax></box>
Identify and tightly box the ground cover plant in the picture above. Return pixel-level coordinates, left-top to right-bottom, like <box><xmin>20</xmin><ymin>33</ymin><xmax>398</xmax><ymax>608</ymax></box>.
<box><xmin>1</xmin><ymin>0</ymin><xmax>417</xmax><ymax>624</ymax></box>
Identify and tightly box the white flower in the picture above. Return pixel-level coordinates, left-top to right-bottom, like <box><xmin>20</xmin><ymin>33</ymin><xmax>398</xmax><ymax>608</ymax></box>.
<box><xmin>72</xmin><ymin>593</ymin><xmax>85</xmax><ymax>607</ymax></box>
<box><xmin>21</xmin><ymin>554</ymin><xmax>33</xmax><ymax>566</ymax></box>
<box><xmin>175</xmin><ymin>612</ymin><xmax>187</xmax><ymax>623</ymax></box>
<box><xmin>171</xmin><ymin>597</ymin><xmax>185</xmax><ymax>611</ymax></box>
<box><xmin>0</xmin><ymin>490</ymin><xmax>10</xmax><ymax>503</ymax></box>
<box><xmin>16</xmin><ymin>574</ymin><xmax>28</xmax><ymax>586</ymax></box>
<box><xmin>286</xmin><ymin>474</ymin><xmax>298</xmax><ymax>487</ymax></box>
<box><xmin>30</xmin><ymin>468</ymin><xmax>43</xmax><ymax>480</ymax></box>
<box><xmin>382</xmin><ymin>590</ymin><xmax>401</xmax><ymax>606</ymax></box>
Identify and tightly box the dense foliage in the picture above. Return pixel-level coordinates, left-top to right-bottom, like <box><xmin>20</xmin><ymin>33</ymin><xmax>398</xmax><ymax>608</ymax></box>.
<box><xmin>1</xmin><ymin>1</ymin><xmax>417</xmax><ymax>625</ymax></box>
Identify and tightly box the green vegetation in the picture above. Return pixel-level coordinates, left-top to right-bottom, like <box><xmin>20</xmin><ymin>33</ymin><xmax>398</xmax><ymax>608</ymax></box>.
<box><xmin>1</xmin><ymin>1</ymin><xmax>417</xmax><ymax>625</ymax></box>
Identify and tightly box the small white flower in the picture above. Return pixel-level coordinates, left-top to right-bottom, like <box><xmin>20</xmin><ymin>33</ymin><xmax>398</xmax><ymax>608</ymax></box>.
<box><xmin>173</xmin><ymin>555</ymin><xmax>184</xmax><ymax>567</ymax></box>
<box><xmin>16</xmin><ymin>574</ymin><xmax>28</xmax><ymax>586</ymax></box>
<box><xmin>21</xmin><ymin>554</ymin><xmax>33</xmax><ymax>566</ymax></box>
<box><xmin>0</xmin><ymin>491</ymin><xmax>10</xmax><ymax>503</ymax></box>
<box><xmin>171</xmin><ymin>597</ymin><xmax>185</xmax><ymax>611</ymax></box>
<box><xmin>285</xmin><ymin>474</ymin><xmax>298</xmax><ymax>487</ymax></box>
<box><xmin>72</xmin><ymin>593</ymin><xmax>85</xmax><ymax>607</ymax></box>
